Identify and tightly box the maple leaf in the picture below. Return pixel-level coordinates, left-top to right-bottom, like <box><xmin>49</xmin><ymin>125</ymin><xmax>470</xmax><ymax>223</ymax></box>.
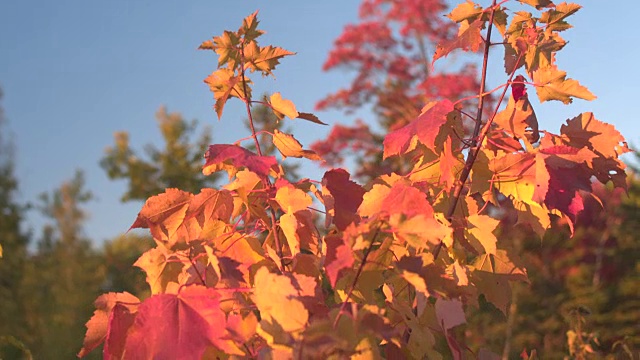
<box><xmin>124</xmin><ymin>286</ymin><xmax>241</xmax><ymax>359</ymax></box>
<box><xmin>560</xmin><ymin>112</ymin><xmax>630</xmax><ymax>159</ymax></box>
<box><xmin>275</xmin><ymin>183</ymin><xmax>313</xmax><ymax>213</ymax></box>
<box><xmin>245</xmin><ymin>44</ymin><xmax>295</xmax><ymax>76</ymax></box>
<box><xmin>239</xmin><ymin>11</ymin><xmax>264</xmax><ymax>42</ymax></box>
<box><xmin>78</xmin><ymin>292</ymin><xmax>139</xmax><ymax>358</ymax></box>
<box><xmin>134</xmin><ymin>247</ymin><xmax>183</xmax><ymax>294</ymax></box>
<box><xmin>517</xmin><ymin>0</ymin><xmax>555</xmax><ymax>10</ymax></box>
<box><xmin>204</xmin><ymin>68</ymin><xmax>250</xmax><ymax>119</ymax></box>
<box><xmin>272</xmin><ymin>129</ymin><xmax>321</xmax><ymax>160</ymax></box>
<box><xmin>203</xmin><ymin>144</ymin><xmax>281</xmax><ymax>179</ymax></box>
<box><xmin>297</xmin><ymin>112</ymin><xmax>327</xmax><ymax>125</ymax></box>
<box><xmin>540</xmin><ymin>3</ymin><xmax>582</xmax><ymax>32</ymax></box>
<box><xmin>493</xmin><ymin>80</ymin><xmax>539</xmax><ymax>143</ymax></box>
<box><xmin>383</xmin><ymin>100</ymin><xmax>455</xmax><ymax>158</ymax></box>
<box><xmin>532</xmin><ymin>67</ymin><xmax>595</xmax><ymax>104</ymax></box>
<box><xmin>270</xmin><ymin>92</ymin><xmax>299</xmax><ymax>120</ymax></box>
<box><xmin>324</xmin><ymin>232</ymin><xmax>355</xmax><ymax>287</ymax></box>
<box><xmin>435</xmin><ymin>298</ymin><xmax>466</xmax><ymax>330</ymax></box>
<box><xmin>433</xmin><ymin>20</ymin><xmax>484</xmax><ymax>64</ymax></box>
<box><xmin>130</xmin><ymin>188</ymin><xmax>192</xmax><ymax>247</ymax></box>
<box><xmin>130</xmin><ymin>188</ymin><xmax>234</xmax><ymax>247</ymax></box>
<box><xmin>253</xmin><ymin>267</ymin><xmax>309</xmax><ymax>333</ymax></box>
<box><xmin>280</xmin><ymin>209</ymin><xmax>319</xmax><ymax>257</ymax></box>
<box><xmin>322</xmin><ymin>169</ymin><xmax>366</xmax><ymax>231</ymax></box>
<box><xmin>471</xmin><ymin>250</ymin><xmax>529</xmax><ymax>314</ymax></box>
<box><xmin>465</xmin><ymin>214</ymin><xmax>499</xmax><ymax>255</ymax></box>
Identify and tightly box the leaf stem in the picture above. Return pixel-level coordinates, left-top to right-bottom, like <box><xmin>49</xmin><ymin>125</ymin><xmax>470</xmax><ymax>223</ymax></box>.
<box><xmin>332</xmin><ymin>225</ymin><xmax>381</xmax><ymax>328</ymax></box>
<box><xmin>239</xmin><ymin>42</ymin><xmax>286</xmax><ymax>269</ymax></box>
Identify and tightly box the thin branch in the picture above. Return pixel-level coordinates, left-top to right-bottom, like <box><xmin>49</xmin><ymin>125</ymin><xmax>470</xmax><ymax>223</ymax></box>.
<box><xmin>332</xmin><ymin>225</ymin><xmax>381</xmax><ymax>328</ymax></box>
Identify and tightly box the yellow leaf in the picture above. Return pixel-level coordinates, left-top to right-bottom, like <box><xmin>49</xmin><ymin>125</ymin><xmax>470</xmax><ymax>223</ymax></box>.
<box><xmin>253</xmin><ymin>267</ymin><xmax>308</xmax><ymax>333</ymax></box>
<box><xmin>270</xmin><ymin>92</ymin><xmax>299</xmax><ymax>119</ymax></box>
<box><xmin>272</xmin><ymin>129</ymin><xmax>321</xmax><ymax>160</ymax></box>
<box><xmin>466</xmin><ymin>214</ymin><xmax>499</xmax><ymax>255</ymax></box>
<box><xmin>275</xmin><ymin>184</ymin><xmax>312</xmax><ymax>213</ymax></box>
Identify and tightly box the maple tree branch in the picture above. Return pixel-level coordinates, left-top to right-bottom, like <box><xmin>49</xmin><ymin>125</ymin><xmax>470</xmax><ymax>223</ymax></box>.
<box><xmin>238</xmin><ymin>42</ymin><xmax>286</xmax><ymax>269</ymax></box>
<box><xmin>435</xmin><ymin>0</ymin><xmax>498</xmax><ymax>259</ymax></box>
<box><xmin>332</xmin><ymin>225</ymin><xmax>381</xmax><ymax>328</ymax></box>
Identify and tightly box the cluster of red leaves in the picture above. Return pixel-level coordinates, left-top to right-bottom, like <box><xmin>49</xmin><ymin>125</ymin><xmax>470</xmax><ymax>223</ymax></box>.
<box><xmin>312</xmin><ymin>0</ymin><xmax>482</xmax><ymax>179</ymax></box>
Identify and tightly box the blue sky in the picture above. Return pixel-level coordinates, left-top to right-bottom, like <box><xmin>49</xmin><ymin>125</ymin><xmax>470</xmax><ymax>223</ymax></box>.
<box><xmin>1</xmin><ymin>1</ymin><xmax>638</xmax><ymax>244</ymax></box>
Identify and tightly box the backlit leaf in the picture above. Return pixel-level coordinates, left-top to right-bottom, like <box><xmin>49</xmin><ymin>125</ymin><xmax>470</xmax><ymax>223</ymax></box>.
<box><xmin>270</xmin><ymin>92</ymin><xmax>299</xmax><ymax>120</ymax></box>
<box><xmin>203</xmin><ymin>144</ymin><xmax>281</xmax><ymax>179</ymax></box>
<box><xmin>533</xmin><ymin>67</ymin><xmax>595</xmax><ymax>104</ymax></box>
<box><xmin>433</xmin><ymin>20</ymin><xmax>483</xmax><ymax>64</ymax></box>
<box><xmin>253</xmin><ymin>267</ymin><xmax>309</xmax><ymax>333</ymax></box>
<box><xmin>383</xmin><ymin>100</ymin><xmax>455</xmax><ymax>158</ymax></box>
<box><xmin>124</xmin><ymin>286</ymin><xmax>237</xmax><ymax>358</ymax></box>
<box><xmin>272</xmin><ymin>129</ymin><xmax>321</xmax><ymax>160</ymax></box>
<box><xmin>78</xmin><ymin>292</ymin><xmax>139</xmax><ymax>358</ymax></box>
<box><xmin>322</xmin><ymin>169</ymin><xmax>366</xmax><ymax>230</ymax></box>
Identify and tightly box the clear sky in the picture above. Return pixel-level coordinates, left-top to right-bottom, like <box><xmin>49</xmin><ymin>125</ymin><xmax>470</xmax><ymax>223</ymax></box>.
<box><xmin>1</xmin><ymin>1</ymin><xmax>638</xmax><ymax>244</ymax></box>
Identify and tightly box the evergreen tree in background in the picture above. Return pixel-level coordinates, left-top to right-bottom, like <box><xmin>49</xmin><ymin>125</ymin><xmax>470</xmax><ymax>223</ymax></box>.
<box><xmin>101</xmin><ymin>106</ymin><xmax>216</xmax><ymax>202</ymax></box>
<box><xmin>21</xmin><ymin>171</ymin><xmax>105</xmax><ymax>359</ymax></box>
<box><xmin>0</xmin><ymin>88</ymin><xmax>33</xmax><ymax>359</ymax></box>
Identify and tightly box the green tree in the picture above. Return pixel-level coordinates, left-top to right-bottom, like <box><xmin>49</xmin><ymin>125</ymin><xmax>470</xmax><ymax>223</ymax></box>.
<box><xmin>21</xmin><ymin>171</ymin><xmax>105</xmax><ymax>359</ymax></box>
<box><xmin>0</xmin><ymin>88</ymin><xmax>33</xmax><ymax>359</ymax></box>
<box><xmin>101</xmin><ymin>106</ymin><xmax>216</xmax><ymax>202</ymax></box>
<box><xmin>102</xmin><ymin>233</ymin><xmax>153</xmax><ymax>299</ymax></box>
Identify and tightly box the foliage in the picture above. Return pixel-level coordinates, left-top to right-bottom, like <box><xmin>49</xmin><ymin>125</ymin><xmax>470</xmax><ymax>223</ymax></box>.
<box><xmin>79</xmin><ymin>2</ymin><xmax>631</xmax><ymax>359</ymax></box>
<box><xmin>101</xmin><ymin>106</ymin><xmax>217</xmax><ymax>202</ymax></box>
<box><xmin>312</xmin><ymin>0</ymin><xmax>483</xmax><ymax>180</ymax></box>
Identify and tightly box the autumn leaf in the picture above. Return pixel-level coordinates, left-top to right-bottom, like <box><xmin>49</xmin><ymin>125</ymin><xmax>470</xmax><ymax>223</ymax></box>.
<box><xmin>435</xmin><ymin>298</ymin><xmax>466</xmax><ymax>330</ymax></box>
<box><xmin>275</xmin><ymin>183</ymin><xmax>312</xmax><ymax>213</ymax></box>
<box><xmin>324</xmin><ymin>232</ymin><xmax>355</xmax><ymax>287</ymax></box>
<box><xmin>272</xmin><ymin>130</ymin><xmax>321</xmax><ymax>160</ymax></box>
<box><xmin>433</xmin><ymin>20</ymin><xmax>484</xmax><ymax>64</ymax></box>
<box><xmin>560</xmin><ymin>112</ymin><xmax>630</xmax><ymax>159</ymax></box>
<box><xmin>253</xmin><ymin>267</ymin><xmax>309</xmax><ymax>333</ymax></box>
<box><xmin>517</xmin><ymin>0</ymin><xmax>555</xmax><ymax>10</ymax></box>
<box><xmin>540</xmin><ymin>3</ymin><xmax>582</xmax><ymax>32</ymax></box>
<box><xmin>532</xmin><ymin>67</ymin><xmax>595</xmax><ymax>104</ymax></box>
<box><xmin>134</xmin><ymin>247</ymin><xmax>183</xmax><ymax>294</ymax></box>
<box><xmin>270</xmin><ymin>92</ymin><xmax>299</xmax><ymax>120</ymax></box>
<box><xmin>203</xmin><ymin>144</ymin><xmax>281</xmax><ymax>179</ymax></box>
<box><xmin>78</xmin><ymin>292</ymin><xmax>140</xmax><ymax>358</ymax></box>
<box><xmin>123</xmin><ymin>286</ymin><xmax>241</xmax><ymax>358</ymax></box>
<box><xmin>297</xmin><ymin>112</ymin><xmax>327</xmax><ymax>125</ymax></box>
<box><xmin>245</xmin><ymin>44</ymin><xmax>295</xmax><ymax>76</ymax></box>
<box><xmin>493</xmin><ymin>79</ymin><xmax>539</xmax><ymax>143</ymax></box>
<box><xmin>383</xmin><ymin>100</ymin><xmax>455</xmax><ymax>158</ymax></box>
<box><xmin>465</xmin><ymin>214</ymin><xmax>499</xmax><ymax>255</ymax></box>
<box><xmin>204</xmin><ymin>68</ymin><xmax>250</xmax><ymax>119</ymax></box>
<box><xmin>322</xmin><ymin>169</ymin><xmax>366</xmax><ymax>230</ymax></box>
<box><xmin>130</xmin><ymin>188</ymin><xmax>192</xmax><ymax>247</ymax></box>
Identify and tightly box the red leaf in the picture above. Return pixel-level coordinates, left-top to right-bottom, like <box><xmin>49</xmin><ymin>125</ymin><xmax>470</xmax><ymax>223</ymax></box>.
<box><xmin>381</xmin><ymin>182</ymin><xmax>434</xmax><ymax>218</ymax></box>
<box><xmin>324</xmin><ymin>233</ymin><xmax>355</xmax><ymax>287</ymax></box>
<box><xmin>203</xmin><ymin>144</ymin><xmax>280</xmax><ymax>179</ymax></box>
<box><xmin>78</xmin><ymin>292</ymin><xmax>140</xmax><ymax>358</ymax></box>
<box><xmin>322</xmin><ymin>169</ymin><xmax>366</xmax><ymax>230</ymax></box>
<box><xmin>124</xmin><ymin>286</ymin><xmax>235</xmax><ymax>359</ymax></box>
<box><xmin>511</xmin><ymin>75</ymin><xmax>527</xmax><ymax>101</ymax></box>
<box><xmin>383</xmin><ymin>100</ymin><xmax>454</xmax><ymax>158</ymax></box>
